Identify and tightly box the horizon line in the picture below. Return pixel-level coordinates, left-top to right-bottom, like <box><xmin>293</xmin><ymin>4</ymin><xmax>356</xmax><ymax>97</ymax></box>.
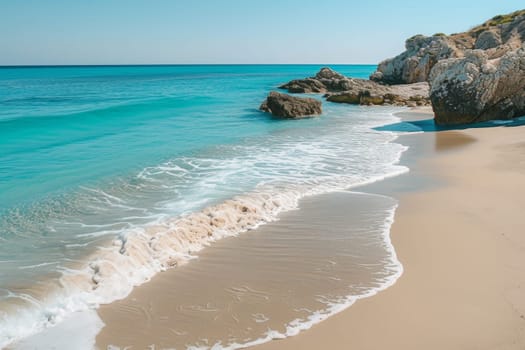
<box><xmin>0</xmin><ymin>63</ymin><xmax>378</xmax><ymax>68</ymax></box>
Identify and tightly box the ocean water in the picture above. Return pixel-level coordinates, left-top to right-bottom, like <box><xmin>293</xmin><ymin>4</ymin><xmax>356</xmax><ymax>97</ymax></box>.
<box><xmin>0</xmin><ymin>65</ymin><xmax>408</xmax><ymax>348</ymax></box>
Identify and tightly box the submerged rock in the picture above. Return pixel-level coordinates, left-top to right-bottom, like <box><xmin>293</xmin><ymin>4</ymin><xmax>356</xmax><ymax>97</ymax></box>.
<box><xmin>259</xmin><ymin>91</ymin><xmax>322</xmax><ymax>118</ymax></box>
<box><xmin>429</xmin><ymin>46</ymin><xmax>525</xmax><ymax>125</ymax></box>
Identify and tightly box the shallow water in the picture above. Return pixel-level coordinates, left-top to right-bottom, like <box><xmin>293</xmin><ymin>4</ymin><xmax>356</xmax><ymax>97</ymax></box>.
<box><xmin>0</xmin><ymin>65</ymin><xmax>408</xmax><ymax>347</ymax></box>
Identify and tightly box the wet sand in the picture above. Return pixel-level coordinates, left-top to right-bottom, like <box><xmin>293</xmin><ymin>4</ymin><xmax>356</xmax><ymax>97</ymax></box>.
<box><xmin>95</xmin><ymin>107</ymin><xmax>525</xmax><ymax>349</ymax></box>
<box><xmin>96</xmin><ymin>192</ymin><xmax>401</xmax><ymax>349</ymax></box>
<box><xmin>255</xmin><ymin>110</ymin><xmax>525</xmax><ymax>349</ymax></box>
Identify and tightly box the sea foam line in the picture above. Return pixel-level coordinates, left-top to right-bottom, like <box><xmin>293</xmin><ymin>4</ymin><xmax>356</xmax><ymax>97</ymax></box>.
<box><xmin>1</xmin><ymin>115</ymin><xmax>410</xmax><ymax>349</ymax></box>
<box><xmin>185</xmin><ymin>200</ymin><xmax>403</xmax><ymax>350</ymax></box>
<box><xmin>1</xmin><ymin>167</ymin><xmax>406</xmax><ymax>349</ymax></box>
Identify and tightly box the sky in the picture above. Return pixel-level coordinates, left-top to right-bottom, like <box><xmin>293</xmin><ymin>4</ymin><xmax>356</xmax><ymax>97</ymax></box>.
<box><xmin>0</xmin><ymin>0</ymin><xmax>524</xmax><ymax>65</ymax></box>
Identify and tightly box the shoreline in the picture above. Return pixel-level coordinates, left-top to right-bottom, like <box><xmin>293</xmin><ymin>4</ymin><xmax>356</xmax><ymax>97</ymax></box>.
<box><xmin>94</xmin><ymin>191</ymin><xmax>404</xmax><ymax>349</ymax></box>
<box><xmin>90</xmin><ymin>108</ymin><xmax>413</xmax><ymax>349</ymax></box>
<box><xmin>12</xmin><ymin>106</ymin><xmax>525</xmax><ymax>349</ymax></box>
<box><xmin>253</xmin><ymin>109</ymin><xmax>525</xmax><ymax>349</ymax></box>
<box><xmin>88</xmin><ymin>107</ymin><xmax>424</xmax><ymax>348</ymax></box>
<box><xmin>6</xmin><ymin>103</ymin><xmax>409</xmax><ymax>349</ymax></box>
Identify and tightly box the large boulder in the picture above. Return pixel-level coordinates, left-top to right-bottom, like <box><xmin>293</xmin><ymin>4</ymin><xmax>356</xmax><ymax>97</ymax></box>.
<box><xmin>260</xmin><ymin>91</ymin><xmax>322</xmax><ymax>118</ymax></box>
<box><xmin>429</xmin><ymin>46</ymin><xmax>525</xmax><ymax>125</ymax></box>
<box><xmin>475</xmin><ymin>29</ymin><xmax>502</xmax><ymax>50</ymax></box>
<box><xmin>371</xmin><ymin>34</ymin><xmax>461</xmax><ymax>84</ymax></box>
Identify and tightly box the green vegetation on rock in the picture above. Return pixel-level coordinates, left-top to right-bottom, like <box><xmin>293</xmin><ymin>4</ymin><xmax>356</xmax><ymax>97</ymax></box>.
<box><xmin>470</xmin><ymin>9</ymin><xmax>525</xmax><ymax>33</ymax></box>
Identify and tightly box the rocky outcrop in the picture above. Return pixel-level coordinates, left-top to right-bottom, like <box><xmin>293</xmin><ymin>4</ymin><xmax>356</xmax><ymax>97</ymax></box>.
<box><xmin>260</xmin><ymin>91</ymin><xmax>322</xmax><ymax>118</ymax></box>
<box><xmin>280</xmin><ymin>67</ymin><xmax>430</xmax><ymax>107</ymax></box>
<box><xmin>370</xmin><ymin>34</ymin><xmax>461</xmax><ymax>85</ymax></box>
<box><xmin>326</xmin><ymin>81</ymin><xmax>429</xmax><ymax>107</ymax></box>
<box><xmin>315</xmin><ymin>67</ymin><xmax>346</xmax><ymax>80</ymax></box>
<box><xmin>371</xmin><ymin>10</ymin><xmax>525</xmax><ymax>85</ymax></box>
<box><xmin>429</xmin><ymin>45</ymin><xmax>525</xmax><ymax>125</ymax></box>
<box><xmin>264</xmin><ymin>11</ymin><xmax>525</xmax><ymax>125</ymax></box>
<box><xmin>280</xmin><ymin>78</ymin><xmax>327</xmax><ymax>93</ymax></box>
<box><xmin>279</xmin><ymin>67</ymin><xmax>354</xmax><ymax>93</ymax></box>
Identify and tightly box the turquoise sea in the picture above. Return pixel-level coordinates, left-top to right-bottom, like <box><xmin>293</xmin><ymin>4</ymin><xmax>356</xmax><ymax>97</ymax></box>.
<box><xmin>0</xmin><ymin>65</ymin><xmax>408</xmax><ymax>348</ymax></box>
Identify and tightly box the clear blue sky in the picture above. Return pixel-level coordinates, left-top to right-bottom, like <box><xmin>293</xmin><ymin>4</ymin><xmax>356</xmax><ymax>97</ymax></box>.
<box><xmin>1</xmin><ymin>0</ymin><xmax>523</xmax><ymax>65</ymax></box>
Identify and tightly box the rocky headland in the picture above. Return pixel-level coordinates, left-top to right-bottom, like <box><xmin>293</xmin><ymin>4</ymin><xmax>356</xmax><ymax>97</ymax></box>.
<box><xmin>371</xmin><ymin>9</ymin><xmax>525</xmax><ymax>125</ymax></box>
<box><xmin>262</xmin><ymin>9</ymin><xmax>525</xmax><ymax>124</ymax></box>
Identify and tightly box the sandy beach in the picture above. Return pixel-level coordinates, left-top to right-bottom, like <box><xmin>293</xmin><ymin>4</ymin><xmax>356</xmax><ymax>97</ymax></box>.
<box><xmin>86</xmin><ymin>106</ymin><xmax>525</xmax><ymax>349</ymax></box>
<box><xmin>4</xmin><ymin>2</ymin><xmax>525</xmax><ymax>348</ymax></box>
<box><xmin>254</xmin><ymin>109</ymin><xmax>525</xmax><ymax>350</ymax></box>
<box><xmin>95</xmin><ymin>189</ymin><xmax>402</xmax><ymax>349</ymax></box>
<box><xmin>91</xmin><ymin>107</ymin><xmax>525</xmax><ymax>349</ymax></box>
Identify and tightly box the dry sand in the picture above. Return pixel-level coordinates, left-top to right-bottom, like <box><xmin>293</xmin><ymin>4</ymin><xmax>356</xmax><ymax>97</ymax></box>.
<box><xmin>255</xmin><ymin>111</ymin><xmax>525</xmax><ymax>350</ymax></box>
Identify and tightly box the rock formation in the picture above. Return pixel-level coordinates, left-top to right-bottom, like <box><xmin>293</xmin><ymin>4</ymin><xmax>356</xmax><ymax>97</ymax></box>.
<box><xmin>430</xmin><ymin>45</ymin><xmax>525</xmax><ymax>125</ymax></box>
<box><xmin>326</xmin><ymin>81</ymin><xmax>429</xmax><ymax>107</ymax></box>
<box><xmin>280</xmin><ymin>78</ymin><xmax>327</xmax><ymax>94</ymax></box>
<box><xmin>367</xmin><ymin>9</ymin><xmax>525</xmax><ymax>125</ymax></box>
<box><xmin>371</xmin><ymin>10</ymin><xmax>525</xmax><ymax>85</ymax></box>
<box><xmin>260</xmin><ymin>91</ymin><xmax>322</xmax><ymax>118</ymax></box>
<box><xmin>265</xmin><ymin>10</ymin><xmax>525</xmax><ymax>125</ymax></box>
<box><xmin>370</xmin><ymin>34</ymin><xmax>460</xmax><ymax>85</ymax></box>
<box><xmin>279</xmin><ymin>67</ymin><xmax>430</xmax><ymax>107</ymax></box>
<box><xmin>280</xmin><ymin>67</ymin><xmax>354</xmax><ymax>93</ymax></box>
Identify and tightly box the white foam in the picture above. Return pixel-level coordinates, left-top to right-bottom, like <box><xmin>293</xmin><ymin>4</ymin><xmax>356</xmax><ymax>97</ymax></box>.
<box><xmin>1</xmin><ymin>109</ymin><xmax>410</xmax><ymax>348</ymax></box>
<box><xmin>18</xmin><ymin>261</ymin><xmax>59</xmax><ymax>270</ymax></box>
<box><xmin>12</xmin><ymin>310</ymin><xmax>104</xmax><ymax>350</ymax></box>
<box><xmin>186</xmin><ymin>203</ymin><xmax>403</xmax><ymax>350</ymax></box>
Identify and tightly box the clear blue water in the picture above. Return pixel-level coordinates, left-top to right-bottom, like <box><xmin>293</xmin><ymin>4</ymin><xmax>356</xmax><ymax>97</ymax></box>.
<box><xmin>0</xmin><ymin>65</ymin><xmax>409</xmax><ymax>347</ymax></box>
<box><xmin>0</xmin><ymin>65</ymin><xmax>375</xmax><ymax>210</ymax></box>
<box><xmin>0</xmin><ymin>65</ymin><xmax>370</xmax><ymax>208</ymax></box>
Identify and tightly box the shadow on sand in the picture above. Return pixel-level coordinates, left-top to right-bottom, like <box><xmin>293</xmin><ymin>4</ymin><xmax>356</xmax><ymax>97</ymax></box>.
<box><xmin>375</xmin><ymin>116</ymin><xmax>525</xmax><ymax>133</ymax></box>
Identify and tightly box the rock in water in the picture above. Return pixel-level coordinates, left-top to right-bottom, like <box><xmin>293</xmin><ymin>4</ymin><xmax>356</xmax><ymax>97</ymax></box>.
<box><xmin>314</xmin><ymin>67</ymin><xmax>346</xmax><ymax>80</ymax></box>
<box><xmin>279</xmin><ymin>78</ymin><xmax>327</xmax><ymax>93</ymax></box>
<box><xmin>260</xmin><ymin>92</ymin><xmax>322</xmax><ymax>118</ymax></box>
<box><xmin>279</xmin><ymin>67</ymin><xmax>350</xmax><ymax>93</ymax></box>
<box><xmin>429</xmin><ymin>46</ymin><xmax>525</xmax><ymax>125</ymax></box>
<box><xmin>326</xmin><ymin>81</ymin><xmax>430</xmax><ymax>106</ymax></box>
<box><xmin>279</xmin><ymin>67</ymin><xmax>431</xmax><ymax>107</ymax></box>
